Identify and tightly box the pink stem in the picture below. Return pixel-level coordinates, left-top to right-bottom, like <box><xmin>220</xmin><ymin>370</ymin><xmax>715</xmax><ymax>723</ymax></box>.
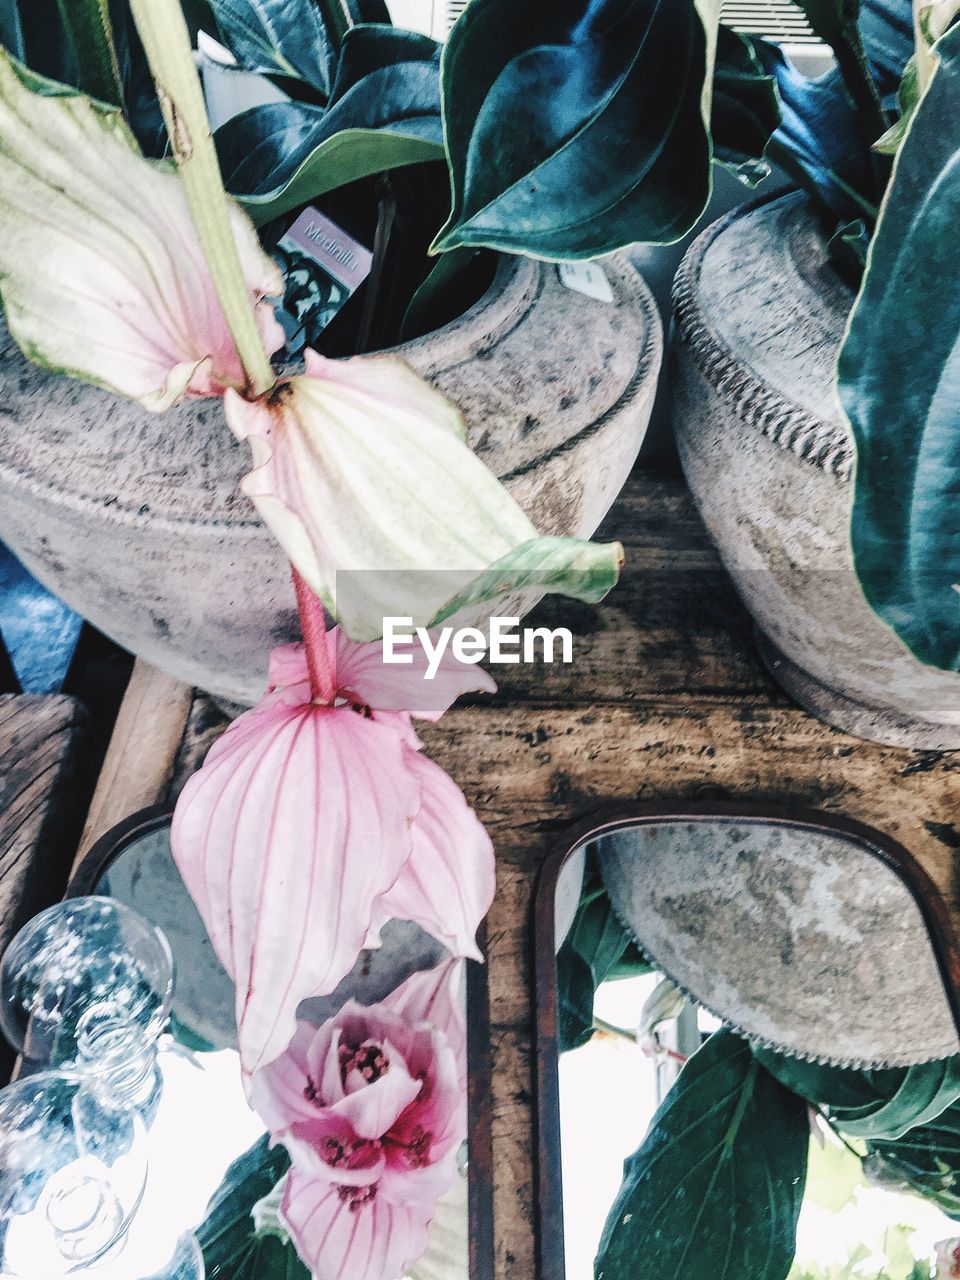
<box><xmin>292</xmin><ymin>567</ymin><xmax>336</xmax><ymax>703</ymax></box>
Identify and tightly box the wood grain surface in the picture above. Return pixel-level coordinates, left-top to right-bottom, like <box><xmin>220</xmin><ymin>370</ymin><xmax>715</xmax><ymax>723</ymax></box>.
<box><xmin>0</xmin><ymin>693</ymin><xmax>87</xmax><ymax>1080</ymax></box>
<box><xmin>62</xmin><ymin>465</ymin><xmax>960</xmax><ymax>1278</ymax></box>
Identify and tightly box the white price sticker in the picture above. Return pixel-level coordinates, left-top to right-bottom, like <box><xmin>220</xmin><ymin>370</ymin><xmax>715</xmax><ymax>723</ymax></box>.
<box><xmin>557</xmin><ymin>261</ymin><xmax>614</xmax><ymax>303</ymax></box>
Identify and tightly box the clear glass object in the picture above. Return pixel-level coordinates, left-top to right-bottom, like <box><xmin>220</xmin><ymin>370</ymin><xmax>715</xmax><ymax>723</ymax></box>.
<box><xmin>0</xmin><ymin>898</ymin><xmax>174</xmax><ymax>1075</ymax></box>
<box><xmin>0</xmin><ymin>1070</ymin><xmax>149</xmax><ymax>1277</ymax></box>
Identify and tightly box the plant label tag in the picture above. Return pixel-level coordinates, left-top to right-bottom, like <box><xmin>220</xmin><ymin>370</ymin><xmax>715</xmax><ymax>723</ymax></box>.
<box><xmin>275</xmin><ymin>208</ymin><xmax>373</xmax><ymax>355</ymax></box>
<box><xmin>557</xmin><ymin>261</ymin><xmax>614</xmax><ymax>303</ymax></box>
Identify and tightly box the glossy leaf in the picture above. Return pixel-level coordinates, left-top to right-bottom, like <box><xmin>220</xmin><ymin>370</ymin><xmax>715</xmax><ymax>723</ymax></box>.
<box><xmin>866</xmin><ymin>1100</ymin><xmax>960</xmax><ymax>1218</ymax></box>
<box><xmin>753</xmin><ymin>1047</ymin><xmax>960</xmax><ymax>1140</ymax></box>
<box><xmin>596</xmin><ymin>1031</ymin><xmax>809</xmax><ymax>1280</ymax></box>
<box><xmin>206</xmin><ymin>0</ymin><xmax>335</xmax><ymax>96</ymax></box>
<box><xmin>792</xmin><ymin>0</ymin><xmax>886</xmax><ymax>132</ymax></box>
<box><xmin>434</xmin><ymin>0</ymin><xmax>725</xmax><ymax>259</ymax></box>
<box><xmin>875</xmin><ymin>1</ymin><xmax>960</xmax><ymax>153</ymax></box>
<box><xmin>217</xmin><ymin>27</ymin><xmax>443</xmax><ymax>226</ymax></box>
<box><xmin>757</xmin><ymin>45</ymin><xmax>880</xmax><ymax>222</ymax></box>
<box><xmin>557</xmin><ymin>940</ymin><xmax>597</xmax><ymax>1053</ymax></box>
<box><xmin>753</xmin><ymin>1046</ymin><xmax>891</xmax><ymax>1110</ymax></box>
<box><xmin>197</xmin><ymin>1135</ymin><xmax>310</xmax><ymax>1280</ymax></box>
<box><xmin>710</xmin><ymin>26</ymin><xmax>781</xmax><ymax>181</ymax></box>
<box><xmin>755</xmin><ymin>0</ymin><xmax>916</xmax><ymax>222</ymax></box>
<box><xmin>840</xmin><ymin>22</ymin><xmax>960</xmax><ymax>670</ymax></box>
<box><xmin>556</xmin><ymin>858</ymin><xmax>652</xmax><ymax>1052</ymax></box>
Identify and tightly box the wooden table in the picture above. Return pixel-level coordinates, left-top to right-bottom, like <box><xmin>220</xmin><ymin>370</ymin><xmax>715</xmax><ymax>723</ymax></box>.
<box><xmin>70</xmin><ymin>464</ymin><xmax>960</xmax><ymax>1279</ymax></box>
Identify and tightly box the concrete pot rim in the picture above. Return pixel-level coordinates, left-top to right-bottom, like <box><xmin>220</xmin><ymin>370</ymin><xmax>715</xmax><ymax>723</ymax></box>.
<box><xmin>672</xmin><ymin>188</ymin><xmax>855</xmax><ymax>482</ymax></box>
<box><xmin>0</xmin><ymin>251</ymin><xmax>539</xmax><ymax>533</ymax></box>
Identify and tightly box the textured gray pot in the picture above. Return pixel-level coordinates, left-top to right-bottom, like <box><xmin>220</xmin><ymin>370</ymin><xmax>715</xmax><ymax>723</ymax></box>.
<box><xmin>0</xmin><ymin>253</ymin><xmax>661</xmax><ymax>705</ymax></box>
<box><xmin>671</xmin><ymin>191</ymin><xmax>960</xmax><ymax>749</ymax></box>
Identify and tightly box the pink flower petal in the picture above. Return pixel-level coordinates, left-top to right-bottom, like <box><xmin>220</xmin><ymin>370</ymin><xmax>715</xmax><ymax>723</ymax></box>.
<box><xmin>333</xmin><ymin>628</ymin><xmax>496</xmax><ymax>721</ymax></box>
<box><xmin>266</xmin><ymin>628</ymin><xmax>495</xmax><ymax>724</ymax></box>
<box><xmin>282</xmin><ymin>1168</ymin><xmax>434</xmax><ymax>1280</ymax></box>
<box><xmin>377</xmin><ymin>1147</ymin><xmax>460</xmax><ymax>1210</ymax></box>
<box><xmin>284</xmin><ymin>1115</ymin><xmax>386</xmax><ymax>1187</ymax></box>
<box><xmin>380</xmin><ymin>959</ymin><xmax>467</xmax><ymax>1079</ymax></box>
<box><xmin>171</xmin><ymin>700</ymin><xmax>419</xmax><ymax>1075</ymax></box>
<box><xmin>330</xmin><ymin>1045</ymin><xmax>422</xmax><ymax>1140</ymax></box>
<box><xmin>0</xmin><ymin>53</ymin><xmax>282</xmax><ymax>411</ymax></box>
<box><xmin>377</xmin><ymin>752</ymin><xmax>494</xmax><ymax>964</ymax></box>
<box><xmin>248</xmin><ymin>1021</ymin><xmax>317</xmax><ymax>1132</ymax></box>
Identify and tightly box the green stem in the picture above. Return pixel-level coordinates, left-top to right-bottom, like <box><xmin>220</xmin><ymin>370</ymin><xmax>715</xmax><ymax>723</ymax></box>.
<box><xmin>128</xmin><ymin>0</ymin><xmax>276</xmax><ymax>398</ymax></box>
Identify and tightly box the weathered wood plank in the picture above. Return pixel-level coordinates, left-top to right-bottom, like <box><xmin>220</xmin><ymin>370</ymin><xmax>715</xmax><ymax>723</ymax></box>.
<box><xmin>0</xmin><ymin>693</ymin><xmax>87</xmax><ymax>1080</ymax></box>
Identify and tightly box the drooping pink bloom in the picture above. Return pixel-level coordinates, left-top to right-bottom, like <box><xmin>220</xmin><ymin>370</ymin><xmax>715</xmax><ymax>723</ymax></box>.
<box><xmin>250</xmin><ymin>959</ymin><xmax>467</xmax><ymax>1280</ymax></box>
<box><xmin>171</xmin><ymin>601</ymin><xmax>495</xmax><ymax>1077</ymax></box>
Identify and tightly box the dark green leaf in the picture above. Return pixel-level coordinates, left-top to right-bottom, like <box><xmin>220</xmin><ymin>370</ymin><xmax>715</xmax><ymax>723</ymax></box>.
<box><xmin>54</xmin><ymin>0</ymin><xmax>122</xmax><ymax>104</ymax></box>
<box><xmin>711</xmin><ymin>26</ymin><xmax>780</xmax><ymax>182</ymax></box>
<box><xmin>567</xmin><ymin>860</ymin><xmax>652</xmax><ymax>987</ymax></box>
<box><xmin>752</xmin><ymin>0</ymin><xmax>915</xmax><ymax>223</ymax></box>
<box><xmin>840</xmin><ymin>22</ymin><xmax>960</xmax><ymax>671</ymax></box>
<box><xmin>791</xmin><ymin>0</ymin><xmax>886</xmax><ymax>133</ymax></box>
<box><xmin>0</xmin><ymin>4</ymin><xmax>26</xmax><ymax>63</ymax></box>
<box><xmin>753</xmin><ymin>1046</ymin><xmax>960</xmax><ymax>1140</ymax></box>
<box><xmin>755</xmin><ymin>44</ymin><xmax>880</xmax><ymax>223</ymax></box>
<box><xmin>207</xmin><ymin>0</ymin><xmax>336</xmax><ymax>97</ymax></box>
<box><xmin>596</xmin><ymin>1031</ymin><xmax>809</xmax><ymax>1280</ymax></box>
<box><xmin>857</xmin><ymin>0</ymin><xmax>915</xmax><ymax>95</ymax></box>
<box><xmin>557</xmin><ymin>938</ymin><xmax>597</xmax><ymax>1053</ymax></box>
<box><xmin>753</xmin><ymin>1046</ymin><xmax>891</xmax><ymax>1111</ymax></box>
<box><xmin>399</xmin><ymin>245</ymin><xmax>480</xmax><ymax>342</ymax></box>
<box><xmin>196</xmin><ymin>1135</ymin><xmax>309</xmax><ymax>1280</ymax></box>
<box><xmin>866</xmin><ymin>1100</ymin><xmax>960</xmax><ymax>1218</ymax></box>
<box><xmin>216</xmin><ymin>32</ymin><xmax>443</xmax><ymax>225</ymax></box>
<box><xmin>555</xmin><ymin>854</ymin><xmax>651</xmax><ymax>1053</ymax></box>
<box><xmin>330</xmin><ymin>23</ymin><xmax>438</xmax><ymax>99</ymax></box>
<box><xmin>835</xmin><ymin>1060</ymin><xmax>960</xmax><ymax>1140</ymax></box>
<box><xmin>435</xmin><ymin>0</ymin><xmax>724</xmax><ymax>259</ymax></box>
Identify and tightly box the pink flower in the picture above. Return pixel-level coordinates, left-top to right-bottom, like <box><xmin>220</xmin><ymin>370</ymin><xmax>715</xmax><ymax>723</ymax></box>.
<box><xmin>171</xmin><ymin>611</ymin><xmax>495</xmax><ymax>1077</ymax></box>
<box><xmin>251</xmin><ymin>960</ymin><xmax>467</xmax><ymax>1280</ymax></box>
<box><xmin>937</xmin><ymin>1240</ymin><xmax>960</xmax><ymax>1278</ymax></box>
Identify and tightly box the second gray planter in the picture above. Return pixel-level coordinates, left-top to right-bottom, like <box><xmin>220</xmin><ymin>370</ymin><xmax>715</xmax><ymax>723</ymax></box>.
<box><xmin>671</xmin><ymin>191</ymin><xmax>960</xmax><ymax>749</ymax></box>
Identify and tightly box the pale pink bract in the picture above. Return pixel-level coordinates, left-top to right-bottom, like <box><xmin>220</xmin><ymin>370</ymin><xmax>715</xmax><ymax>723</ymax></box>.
<box><xmin>171</xmin><ymin>633</ymin><xmax>495</xmax><ymax>1076</ymax></box>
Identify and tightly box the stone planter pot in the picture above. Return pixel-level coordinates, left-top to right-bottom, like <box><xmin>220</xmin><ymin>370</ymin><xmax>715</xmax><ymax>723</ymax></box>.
<box><xmin>0</xmin><ymin>253</ymin><xmax>661</xmax><ymax>705</ymax></box>
<box><xmin>671</xmin><ymin>190</ymin><xmax>960</xmax><ymax>749</ymax></box>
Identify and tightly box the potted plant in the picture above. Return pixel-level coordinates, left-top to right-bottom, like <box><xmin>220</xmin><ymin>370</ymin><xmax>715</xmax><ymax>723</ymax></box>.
<box><xmin>0</xmin><ymin>4</ymin><xmax>638</xmax><ymax>1275</ymax></box>
<box><xmin>0</xmin><ymin>0</ymin><xmax>661</xmax><ymax>704</ymax></box>
<box><xmin>432</xmin><ymin>0</ymin><xmax>960</xmax><ymax>748</ymax></box>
